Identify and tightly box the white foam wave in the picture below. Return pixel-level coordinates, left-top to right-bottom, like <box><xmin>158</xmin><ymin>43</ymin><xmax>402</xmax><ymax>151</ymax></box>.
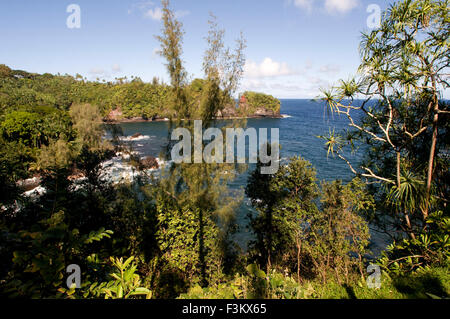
<box><xmin>120</xmin><ymin>135</ymin><xmax>151</xmax><ymax>142</ymax></box>
<box><xmin>24</xmin><ymin>186</ymin><xmax>47</xmax><ymax>198</ymax></box>
<box><xmin>22</xmin><ymin>154</ymin><xmax>169</xmax><ymax>199</ymax></box>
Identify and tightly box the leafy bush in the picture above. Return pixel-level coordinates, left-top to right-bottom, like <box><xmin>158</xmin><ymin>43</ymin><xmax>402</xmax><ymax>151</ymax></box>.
<box><xmin>1</xmin><ymin>209</ymin><xmax>113</xmax><ymax>298</ymax></box>
<box><xmin>82</xmin><ymin>257</ymin><xmax>152</xmax><ymax>299</ymax></box>
<box><xmin>179</xmin><ymin>264</ymin><xmax>315</xmax><ymax>300</ymax></box>
<box><xmin>1</xmin><ymin>111</ymin><xmax>41</xmax><ymax>147</ymax></box>
<box><xmin>379</xmin><ymin>211</ymin><xmax>450</xmax><ymax>274</ymax></box>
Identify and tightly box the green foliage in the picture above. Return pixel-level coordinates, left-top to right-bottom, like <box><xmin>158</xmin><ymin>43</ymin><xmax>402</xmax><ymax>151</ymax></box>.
<box><xmin>0</xmin><ymin>107</ymin><xmax>74</xmax><ymax>177</ymax></box>
<box><xmin>151</xmin><ymin>0</ymin><xmax>246</xmax><ymax>295</ymax></box>
<box><xmin>1</xmin><ymin>111</ymin><xmax>41</xmax><ymax>147</ymax></box>
<box><xmin>247</xmin><ymin>156</ymin><xmax>372</xmax><ymax>284</ymax></box>
<box><xmin>179</xmin><ymin>265</ymin><xmax>314</xmax><ymax>299</ymax></box>
<box><xmin>247</xmin><ymin>156</ymin><xmax>320</xmax><ymax>274</ymax></box>
<box><xmin>1</xmin><ymin>209</ymin><xmax>113</xmax><ymax>298</ymax></box>
<box><xmin>0</xmin><ymin>65</ymin><xmax>174</xmax><ymax>121</ymax></box>
<box><xmin>154</xmin><ymin>200</ymin><xmax>223</xmax><ymax>288</ymax></box>
<box><xmin>304</xmin><ymin>179</ymin><xmax>372</xmax><ymax>283</ymax></box>
<box><xmin>112</xmin><ymin>78</ymin><xmax>170</xmax><ymax>119</ymax></box>
<box><xmin>0</xmin><ymin>64</ymin><xmax>12</xmax><ymax>78</ymax></box>
<box><xmin>386</xmin><ymin>170</ymin><xmax>427</xmax><ymax>213</ymax></box>
<box><xmin>241</xmin><ymin>91</ymin><xmax>281</xmax><ymax>115</ymax></box>
<box><xmin>0</xmin><ymin>136</ymin><xmax>35</xmax><ymax>182</ymax></box>
<box><xmin>196</xmin><ymin>14</ymin><xmax>246</xmax><ymax>123</ymax></box>
<box><xmin>70</xmin><ymin>103</ymin><xmax>110</xmax><ymax>152</ymax></box>
<box><xmin>180</xmin><ymin>263</ymin><xmax>449</xmax><ymax>300</ymax></box>
<box><xmin>389</xmin><ymin>265</ymin><xmax>450</xmax><ymax>299</ymax></box>
<box><xmin>87</xmin><ymin>257</ymin><xmax>152</xmax><ymax>299</ymax></box>
<box><xmin>34</xmin><ymin>138</ymin><xmax>74</xmax><ymax>171</ymax></box>
<box><xmin>379</xmin><ymin>211</ymin><xmax>450</xmax><ymax>274</ymax></box>
<box><xmin>155</xmin><ymin>0</ymin><xmax>189</xmax><ymax>120</ymax></box>
<box><xmin>318</xmin><ymin>0</ymin><xmax>449</xmax><ymax>278</ymax></box>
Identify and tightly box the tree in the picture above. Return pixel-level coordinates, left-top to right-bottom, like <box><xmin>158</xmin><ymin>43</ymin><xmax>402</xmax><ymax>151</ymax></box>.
<box><xmin>1</xmin><ymin>111</ymin><xmax>41</xmax><ymax>147</ymax></box>
<box><xmin>0</xmin><ymin>64</ymin><xmax>12</xmax><ymax>78</ymax></box>
<box><xmin>240</xmin><ymin>91</ymin><xmax>281</xmax><ymax>116</ymax></box>
<box><xmin>153</xmin><ymin>0</ymin><xmax>246</xmax><ymax>288</ymax></box>
<box><xmin>246</xmin><ymin>156</ymin><xmax>319</xmax><ymax>275</ymax></box>
<box><xmin>69</xmin><ymin>103</ymin><xmax>111</xmax><ymax>152</ymax></box>
<box><xmin>198</xmin><ymin>14</ymin><xmax>246</xmax><ymax>124</ymax></box>
<box><xmin>319</xmin><ymin>0</ymin><xmax>449</xmax><ymax>240</ymax></box>
<box><xmin>246</xmin><ymin>157</ymin><xmax>373</xmax><ymax>283</ymax></box>
<box><xmin>304</xmin><ymin>179</ymin><xmax>372</xmax><ymax>284</ymax></box>
<box><xmin>34</xmin><ymin>138</ymin><xmax>73</xmax><ymax>171</ymax></box>
<box><xmin>156</xmin><ymin>0</ymin><xmax>189</xmax><ymax>120</ymax></box>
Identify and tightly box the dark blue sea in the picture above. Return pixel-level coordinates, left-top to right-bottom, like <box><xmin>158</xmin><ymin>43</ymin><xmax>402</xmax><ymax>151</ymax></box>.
<box><xmin>119</xmin><ymin>99</ymin><xmax>389</xmax><ymax>256</ymax></box>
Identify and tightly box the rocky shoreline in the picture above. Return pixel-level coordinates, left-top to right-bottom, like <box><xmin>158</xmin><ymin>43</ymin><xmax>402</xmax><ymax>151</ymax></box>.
<box><xmin>105</xmin><ymin>106</ymin><xmax>282</xmax><ymax>124</ymax></box>
<box><xmin>17</xmin><ymin>153</ymin><xmax>163</xmax><ymax>198</ymax></box>
<box><xmin>106</xmin><ymin>114</ymin><xmax>283</xmax><ymax>124</ymax></box>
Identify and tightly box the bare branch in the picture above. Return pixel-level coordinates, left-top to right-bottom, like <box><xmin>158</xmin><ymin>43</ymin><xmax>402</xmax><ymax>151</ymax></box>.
<box><xmin>361</xmin><ymin>167</ymin><xmax>395</xmax><ymax>184</ymax></box>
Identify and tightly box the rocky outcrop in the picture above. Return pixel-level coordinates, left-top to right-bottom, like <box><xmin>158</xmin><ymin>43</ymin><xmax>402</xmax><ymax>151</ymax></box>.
<box><xmin>106</xmin><ymin>94</ymin><xmax>281</xmax><ymax>122</ymax></box>
<box><xmin>106</xmin><ymin>108</ymin><xmax>123</xmax><ymax>122</ymax></box>
<box><xmin>238</xmin><ymin>97</ymin><xmax>281</xmax><ymax>118</ymax></box>
<box><xmin>131</xmin><ymin>133</ymin><xmax>143</xmax><ymax>139</ymax></box>
<box><xmin>16</xmin><ymin>176</ymin><xmax>42</xmax><ymax>192</ymax></box>
<box><xmin>139</xmin><ymin>156</ymin><xmax>160</xmax><ymax>170</ymax></box>
<box><xmin>251</xmin><ymin>107</ymin><xmax>281</xmax><ymax>118</ymax></box>
<box><xmin>67</xmin><ymin>169</ymin><xmax>85</xmax><ymax>181</ymax></box>
<box><xmin>105</xmin><ymin>109</ymin><xmax>169</xmax><ymax>123</ymax></box>
<box><xmin>215</xmin><ymin>104</ymin><xmax>239</xmax><ymax>118</ymax></box>
<box><xmin>215</xmin><ymin>99</ymin><xmax>281</xmax><ymax>119</ymax></box>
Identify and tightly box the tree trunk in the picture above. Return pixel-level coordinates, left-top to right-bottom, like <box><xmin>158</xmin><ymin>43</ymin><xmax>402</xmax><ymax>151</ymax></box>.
<box><xmin>424</xmin><ymin>68</ymin><xmax>440</xmax><ymax>221</ymax></box>
<box><xmin>425</xmin><ymin>100</ymin><xmax>439</xmax><ymax>220</ymax></box>
<box><xmin>296</xmin><ymin>237</ymin><xmax>302</xmax><ymax>283</ymax></box>
<box><xmin>397</xmin><ymin>151</ymin><xmax>415</xmax><ymax>240</ymax></box>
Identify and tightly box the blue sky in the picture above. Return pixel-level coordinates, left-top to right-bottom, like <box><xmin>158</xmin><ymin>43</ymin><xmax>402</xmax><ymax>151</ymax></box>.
<box><xmin>0</xmin><ymin>0</ymin><xmax>426</xmax><ymax>99</ymax></box>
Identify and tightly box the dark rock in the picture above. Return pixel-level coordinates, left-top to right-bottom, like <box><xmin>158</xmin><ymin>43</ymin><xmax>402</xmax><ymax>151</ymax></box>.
<box><xmin>252</xmin><ymin>107</ymin><xmax>280</xmax><ymax>118</ymax></box>
<box><xmin>131</xmin><ymin>133</ymin><xmax>143</xmax><ymax>139</ymax></box>
<box><xmin>216</xmin><ymin>104</ymin><xmax>239</xmax><ymax>118</ymax></box>
<box><xmin>16</xmin><ymin>176</ymin><xmax>42</xmax><ymax>191</ymax></box>
<box><xmin>140</xmin><ymin>156</ymin><xmax>159</xmax><ymax>170</ymax></box>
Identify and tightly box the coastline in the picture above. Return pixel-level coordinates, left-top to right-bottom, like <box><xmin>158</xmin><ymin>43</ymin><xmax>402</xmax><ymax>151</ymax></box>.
<box><xmin>105</xmin><ymin>114</ymin><xmax>285</xmax><ymax>124</ymax></box>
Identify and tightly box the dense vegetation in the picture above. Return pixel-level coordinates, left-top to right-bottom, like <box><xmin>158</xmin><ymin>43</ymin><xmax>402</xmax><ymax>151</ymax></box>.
<box><xmin>0</xmin><ymin>0</ymin><xmax>448</xmax><ymax>299</ymax></box>
<box><xmin>240</xmin><ymin>91</ymin><xmax>281</xmax><ymax>115</ymax></box>
<box><xmin>0</xmin><ymin>64</ymin><xmax>277</xmax><ymax>122</ymax></box>
<box><xmin>0</xmin><ymin>63</ymin><xmax>171</xmax><ymax>120</ymax></box>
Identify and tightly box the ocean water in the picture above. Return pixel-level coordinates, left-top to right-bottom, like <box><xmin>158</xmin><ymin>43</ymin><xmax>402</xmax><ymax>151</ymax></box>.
<box><xmin>119</xmin><ymin>99</ymin><xmax>388</xmax><ymax>255</ymax></box>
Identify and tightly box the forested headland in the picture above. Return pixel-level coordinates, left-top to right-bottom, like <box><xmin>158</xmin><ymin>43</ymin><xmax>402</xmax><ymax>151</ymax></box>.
<box><xmin>0</xmin><ymin>63</ymin><xmax>280</xmax><ymax>123</ymax></box>
<box><xmin>0</xmin><ymin>0</ymin><xmax>448</xmax><ymax>299</ymax></box>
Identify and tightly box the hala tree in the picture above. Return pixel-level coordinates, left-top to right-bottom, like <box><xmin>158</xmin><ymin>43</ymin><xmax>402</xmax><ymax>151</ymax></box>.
<box><xmin>319</xmin><ymin>0</ymin><xmax>449</xmax><ymax>240</ymax></box>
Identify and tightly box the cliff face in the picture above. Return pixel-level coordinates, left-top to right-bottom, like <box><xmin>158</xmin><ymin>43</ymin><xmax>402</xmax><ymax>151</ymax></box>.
<box><xmin>237</xmin><ymin>93</ymin><xmax>281</xmax><ymax>118</ymax></box>
<box><xmin>249</xmin><ymin>106</ymin><xmax>281</xmax><ymax>118</ymax></box>
<box><xmin>106</xmin><ymin>108</ymin><xmax>123</xmax><ymax>122</ymax></box>
<box><xmin>106</xmin><ymin>108</ymin><xmax>168</xmax><ymax>122</ymax></box>
<box><xmin>215</xmin><ymin>104</ymin><xmax>239</xmax><ymax>118</ymax></box>
<box><xmin>215</xmin><ymin>102</ymin><xmax>281</xmax><ymax>119</ymax></box>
